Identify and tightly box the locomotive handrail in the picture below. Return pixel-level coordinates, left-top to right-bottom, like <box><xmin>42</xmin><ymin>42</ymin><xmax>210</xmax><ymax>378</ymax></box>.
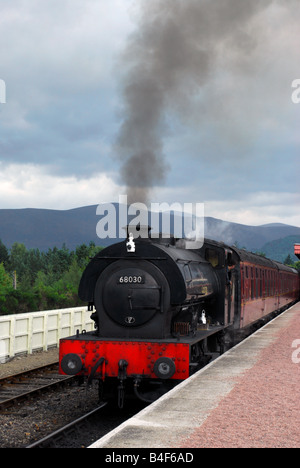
<box><xmin>127</xmin><ymin>286</ymin><xmax>164</xmax><ymax>313</ymax></box>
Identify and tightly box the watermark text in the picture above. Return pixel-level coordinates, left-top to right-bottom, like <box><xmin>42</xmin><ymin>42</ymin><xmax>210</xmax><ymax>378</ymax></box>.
<box><xmin>291</xmin><ymin>79</ymin><xmax>300</xmax><ymax>104</ymax></box>
<box><xmin>0</xmin><ymin>79</ymin><xmax>6</xmax><ymax>104</ymax></box>
<box><xmin>96</xmin><ymin>195</ymin><xmax>204</xmax><ymax>248</ymax></box>
<box><xmin>291</xmin><ymin>339</ymin><xmax>300</xmax><ymax>364</ymax></box>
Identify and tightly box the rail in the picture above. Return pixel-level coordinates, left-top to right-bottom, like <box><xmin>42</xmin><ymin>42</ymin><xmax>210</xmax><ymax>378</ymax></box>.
<box><xmin>26</xmin><ymin>403</ymin><xmax>108</xmax><ymax>448</ymax></box>
<box><xmin>0</xmin><ymin>363</ymin><xmax>74</xmax><ymax>411</ymax></box>
<box><xmin>0</xmin><ymin>306</ymin><xmax>94</xmax><ymax>363</ymax></box>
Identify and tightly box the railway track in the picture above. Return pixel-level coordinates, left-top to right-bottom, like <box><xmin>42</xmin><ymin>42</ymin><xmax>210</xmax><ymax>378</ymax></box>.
<box><xmin>26</xmin><ymin>403</ymin><xmax>108</xmax><ymax>448</ymax></box>
<box><xmin>25</xmin><ymin>397</ymin><xmax>148</xmax><ymax>448</ymax></box>
<box><xmin>0</xmin><ymin>362</ymin><xmax>74</xmax><ymax>411</ymax></box>
<box><xmin>0</xmin><ymin>359</ymin><xmax>147</xmax><ymax>448</ymax></box>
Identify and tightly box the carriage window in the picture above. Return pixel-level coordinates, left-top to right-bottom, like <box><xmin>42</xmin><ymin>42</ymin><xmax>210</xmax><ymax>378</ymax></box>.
<box><xmin>250</xmin><ymin>267</ymin><xmax>254</xmax><ymax>299</ymax></box>
<box><xmin>279</xmin><ymin>273</ymin><xmax>281</xmax><ymax>294</ymax></box>
<box><xmin>259</xmin><ymin>269</ymin><xmax>263</xmax><ymax>297</ymax></box>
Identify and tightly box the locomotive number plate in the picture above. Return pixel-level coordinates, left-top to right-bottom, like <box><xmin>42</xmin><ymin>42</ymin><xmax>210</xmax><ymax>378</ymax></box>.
<box><xmin>118</xmin><ymin>275</ymin><xmax>145</xmax><ymax>284</ymax></box>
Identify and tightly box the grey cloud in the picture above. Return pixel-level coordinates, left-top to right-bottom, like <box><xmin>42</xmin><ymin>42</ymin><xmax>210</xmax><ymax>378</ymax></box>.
<box><xmin>0</xmin><ymin>0</ymin><xmax>299</xmax><ymax>223</ymax></box>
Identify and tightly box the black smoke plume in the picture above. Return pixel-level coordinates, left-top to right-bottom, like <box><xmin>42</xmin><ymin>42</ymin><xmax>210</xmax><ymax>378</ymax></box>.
<box><xmin>114</xmin><ymin>0</ymin><xmax>289</xmax><ymax>205</ymax></box>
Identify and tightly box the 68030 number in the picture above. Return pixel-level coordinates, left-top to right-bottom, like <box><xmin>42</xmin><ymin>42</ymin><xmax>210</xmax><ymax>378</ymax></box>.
<box><xmin>118</xmin><ymin>275</ymin><xmax>144</xmax><ymax>284</ymax></box>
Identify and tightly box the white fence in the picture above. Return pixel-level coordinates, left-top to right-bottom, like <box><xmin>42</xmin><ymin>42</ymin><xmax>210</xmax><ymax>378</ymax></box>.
<box><xmin>0</xmin><ymin>307</ymin><xmax>94</xmax><ymax>363</ymax></box>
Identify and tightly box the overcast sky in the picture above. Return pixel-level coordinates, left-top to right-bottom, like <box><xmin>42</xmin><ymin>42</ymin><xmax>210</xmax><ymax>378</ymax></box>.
<box><xmin>0</xmin><ymin>0</ymin><xmax>299</xmax><ymax>227</ymax></box>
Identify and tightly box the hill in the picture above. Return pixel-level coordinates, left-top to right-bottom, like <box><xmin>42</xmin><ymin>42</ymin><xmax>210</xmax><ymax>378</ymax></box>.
<box><xmin>0</xmin><ymin>206</ymin><xmax>103</xmax><ymax>251</ymax></box>
<box><xmin>0</xmin><ymin>205</ymin><xmax>299</xmax><ymax>261</ymax></box>
<box><xmin>259</xmin><ymin>235</ymin><xmax>300</xmax><ymax>263</ymax></box>
<box><xmin>203</xmin><ymin>218</ymin><xmax>300</xmax><ymax>253</ymax></box>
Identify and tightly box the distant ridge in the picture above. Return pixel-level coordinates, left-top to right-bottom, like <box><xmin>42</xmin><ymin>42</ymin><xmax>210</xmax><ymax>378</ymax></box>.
<box><xmin>260</xmin><ymin>223</ymin><xmax>289</xmax><ymax>227</ymax></box>
<box><xmin>0</xmin><ymin>205</ymin><xmax>299</xmax><ymax>261</ymax></box>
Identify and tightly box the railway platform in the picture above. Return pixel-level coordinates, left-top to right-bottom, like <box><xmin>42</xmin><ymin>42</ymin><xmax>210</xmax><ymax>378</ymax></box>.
<box><xmin>90</xmin><ymin>302</ymin><xmax>300</xmax><ymax>449</ymax></box>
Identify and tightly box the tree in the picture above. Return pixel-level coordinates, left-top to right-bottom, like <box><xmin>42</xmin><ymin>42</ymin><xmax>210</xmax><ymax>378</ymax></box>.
<box><xmin>75</xmin><ymin>243</ymin><xmax>90</xmax><ymax>269</ymax></box>
<box><xmin>26</xmin><ymin>248</ymin><xmax>44</xmax><ymax>284</ymax></box>
<box><xmin>43</xmin><ymin>244</ymin><xmax>73</xmax><ymax>282</ymax></box>
<box><xmin>0</xmin><ymin>240</ymin><xmax>9</xmax><ymax>269</ymax></box>
<box><xmin>290</xmin><ymin>260</ymin><xmax>300</xmax><ymax>271</ymax></box>
<box><xmin>75</xmin><ymin>242</ymin><xmax>103</xmax><ymax>268</ymax></box>
<box><xmin>0</xmin><ymin>263</ymin><xmax>13</xmax><ymax>314</ymax></box>
<box><xmin>284</xmin><ymin>254</ymin><xmax>293</xmax><ymax>265</ymax></box>
<box><xmin>9</xmin><ymin>242</ymin><xmax>28</xmax><ymax>285</ymax></box>
<box><xmin>0</xmin><ymin>263</ymin><xmax>12</xmax><ymax>295</ymax></box>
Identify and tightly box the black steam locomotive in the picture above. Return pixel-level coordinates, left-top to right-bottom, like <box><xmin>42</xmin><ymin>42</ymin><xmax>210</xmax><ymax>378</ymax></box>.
<box><xmin>59</xmin><ymin>226</ymin><xmax>299</xmax><ymax>407</ymax></box>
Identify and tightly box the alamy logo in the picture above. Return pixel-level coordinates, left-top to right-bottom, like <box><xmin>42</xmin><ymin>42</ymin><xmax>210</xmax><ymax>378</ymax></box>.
<box><xmin>291</xmin><ymin>79</ymin><xmax>300</xmax><ymax>104</ymax></box>
<box><xmin>291</xmin><ymin>339</ymin><xmax>300</xmax><ymax>364</ymax></box>
<box><xmin>0</xmin><ymin>79</ymin><xmax>6</xmax><ymax>104</ymax></box>
<box><xmin>96</xmin><ymin>195</ymin><xmax>204</xmax><ymax>248</ymax></box>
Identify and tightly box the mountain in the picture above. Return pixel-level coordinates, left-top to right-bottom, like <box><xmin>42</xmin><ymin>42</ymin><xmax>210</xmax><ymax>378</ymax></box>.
<box><xmin>259</xmin><ymin>236</ymin><xmax>300</xmax><ymax>263</ymax></box>
<box><xmin>0</xmin><ymin>205</ymin><xmax>299</xmax><ymax>262</ymax></box>
<box><xmin>0</xmin><ymin>205</ymin><xmax>104</xmax><ymax>251</ymax></box>
<box><xmin>203</xmin><ymin>217</ymin><xmax>300</xmax><ymax>252</ymax></box>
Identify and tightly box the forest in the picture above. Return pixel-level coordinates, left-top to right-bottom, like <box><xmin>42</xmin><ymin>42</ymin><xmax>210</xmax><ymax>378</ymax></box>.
<box><xmin>0</xmin><ymin>240</ymin><xmax>103</xmax><ymax>315</ymax></box>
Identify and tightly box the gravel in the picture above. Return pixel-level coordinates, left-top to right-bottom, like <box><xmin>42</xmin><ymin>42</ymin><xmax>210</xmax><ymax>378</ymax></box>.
<box><xmin>0</xmin><ymin>382</ymin><xmax>101</xmax><ymax>448</ymax></box>
<box><xmin>0</xmin><ymin>347</ymin><xmax>147</xmax><ymax>448</ymax></box>
<box><xmin>0</xmin><ymin>348</ymin><xmax>59</xmax><ymax>378</ymax></box>
<box><xmin>0</xmin><ymin>348</ymin><xmax>98</xmax><ymax>448</ymax></box>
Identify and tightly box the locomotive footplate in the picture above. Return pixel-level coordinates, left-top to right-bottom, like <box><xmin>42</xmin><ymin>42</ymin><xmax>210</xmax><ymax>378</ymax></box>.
<box><xmin>59</xmin><ymin>325</ymin><xmax>227</xmax><ymax>382</ymax></box>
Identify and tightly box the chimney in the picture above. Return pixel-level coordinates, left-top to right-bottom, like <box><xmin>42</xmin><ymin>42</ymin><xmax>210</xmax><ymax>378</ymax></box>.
<box><xmin>123</xmin><ymin>224</ymin><xmax>151</xmax><ymax>240</ymax></box>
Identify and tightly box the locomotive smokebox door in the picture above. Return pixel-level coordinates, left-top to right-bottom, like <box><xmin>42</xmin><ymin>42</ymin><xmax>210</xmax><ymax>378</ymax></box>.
<box><xmin>94</xmin><ymin>259</ymin><xmax>171</xmax><ymax>338</ymax></box>
<box><xmin>103</xmin><ymin>264</ymin><xmax>161</xmax><ymax>326</ymax></box>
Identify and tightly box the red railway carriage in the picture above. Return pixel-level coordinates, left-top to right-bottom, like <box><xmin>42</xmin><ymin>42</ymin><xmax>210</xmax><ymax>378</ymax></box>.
<box><xmin>59</xmin><ymin>233</ymin><xmax>299</xmax><ymax>406</ymax></box>
<box><xmin>236</xmin><ymin>250</ymin><xmax>299</xmax><ymax>328</ymax></box>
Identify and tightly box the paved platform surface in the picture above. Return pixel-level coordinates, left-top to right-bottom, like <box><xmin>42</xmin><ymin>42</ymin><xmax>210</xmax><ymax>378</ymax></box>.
<box><xmin>90</xmin><ymin>302</ymin><xmax>300</xmax><ymax>448</ymax></box>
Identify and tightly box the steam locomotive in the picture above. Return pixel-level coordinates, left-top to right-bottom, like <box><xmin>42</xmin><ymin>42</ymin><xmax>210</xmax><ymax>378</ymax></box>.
<box><xmin>59</xmin><ymin>226</ymin><xmax>299</xmax><ymax>407</ymax></box>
